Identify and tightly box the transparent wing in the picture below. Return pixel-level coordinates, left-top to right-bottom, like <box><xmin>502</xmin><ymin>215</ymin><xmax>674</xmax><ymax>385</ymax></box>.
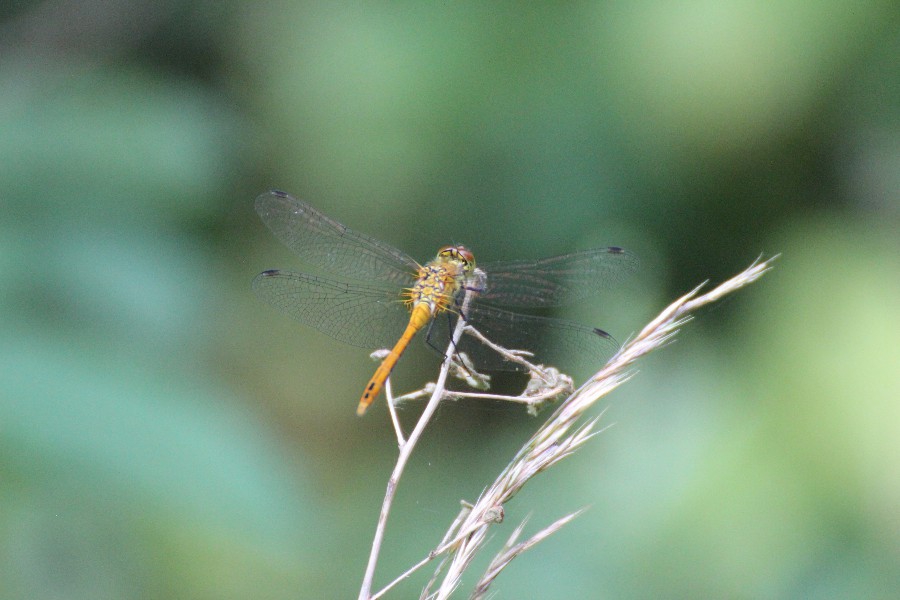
<box><xmin>252</xmin><ymin>270</ymin><xmax>412</xmax><ymax>349</ymax></box>
<box><xmin>478</xmin><ymin>247</ymin><xmax>638</xmax><ymax>307</ymax></box>
<box><xmin>430</xmin><ymin>302</ymin><xmax>619</xmax><ymax>372</ymax></box>
<box><xmin>255</xmin><ymin>190</ymin><xmax>419</xmax><ymax>286</ymax></box>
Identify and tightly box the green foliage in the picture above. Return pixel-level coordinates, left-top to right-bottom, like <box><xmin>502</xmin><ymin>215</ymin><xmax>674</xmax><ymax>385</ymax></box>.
<box><xmin>0</xmin><ymin>2</ymin><xmax>897</xmax><ymax>598</ymax></box>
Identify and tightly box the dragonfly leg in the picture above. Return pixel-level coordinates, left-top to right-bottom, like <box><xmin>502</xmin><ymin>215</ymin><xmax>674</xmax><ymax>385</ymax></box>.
<box><xmin>422</xmin><ymin>312</ymin><xmax>457</xmax><ymax>360</ymax></box>
<box><xmin>424</xmin><ymin>289</ymin><xmax>481</xmax><ymax>361</ymax></box>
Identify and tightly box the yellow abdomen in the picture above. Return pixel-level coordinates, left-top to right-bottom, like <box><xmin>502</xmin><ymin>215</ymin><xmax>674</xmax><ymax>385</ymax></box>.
<box><xmin>356</xmin><ymin>255</ymin><xmax>470</xmax><ymax>415</ymax></box>
<box><xmin>357</xmin><ymin>303</ymin><xmax>433</xmax><ymax>415</ymax></box>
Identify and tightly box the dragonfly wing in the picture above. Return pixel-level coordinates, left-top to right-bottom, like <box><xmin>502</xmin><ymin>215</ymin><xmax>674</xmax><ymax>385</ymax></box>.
<box><xmin>252</xmin><ymin>270</ymin><xmax>412</xmax><ymax>350</ymax></box>
<box><xmin>255</xmin><ymin>190</ymin><xmax>418</xmax><ymax>286</ymax></box>
<box><xmin>436</xmin><ymin>302</ymin><xmax>620</xmax><ymax>372</ymax></box>
<box><xmin>478</xmin><ymin>247</ymin><xmax>638</xmax><ymax>307</ymax></box>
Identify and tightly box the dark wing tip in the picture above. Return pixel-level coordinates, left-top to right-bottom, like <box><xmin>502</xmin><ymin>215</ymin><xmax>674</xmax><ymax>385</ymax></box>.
<box><xmin>605</xmin><ymin>246</ymin><xmax>640</xmax><ymax>275</ymax></box>
<box><xmin>593</xmin><ymin>327</ymin><xmax>625</xmax><ymax>352</ymax></box>
<box><xmin>255</xmin><ymin>189</ymin><xmax>292</xmax><ymax>213</ymax></box>
<box><xmin>252</xmin><ymin>269</ymin><xmax>281</xmax><ymax>289</ymax></box>
<box><xmin>255</xmin><ymin>189</ymin><xmax>290</xmax><ymax>204</ymax></box>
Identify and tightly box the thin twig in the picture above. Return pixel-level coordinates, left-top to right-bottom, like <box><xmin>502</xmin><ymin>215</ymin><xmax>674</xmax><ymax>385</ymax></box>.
<box><xmin>441</xmin><ymin>386</ymin><xmax>568</xmax><ymax>405</ymax></box>
<box><xmin>359</xmin><ymin>288</ymin><xmax>479</xmax><ymax>599</ymax></box>
<box><xmin>384</xmin><ymin>378</ymin><xmax>406</xmax><ymax>447</ymax></box>
<box><xmin>462</xmin><ymin>325</ymin><xmax>547</xmax><ymax>378</ymax></box>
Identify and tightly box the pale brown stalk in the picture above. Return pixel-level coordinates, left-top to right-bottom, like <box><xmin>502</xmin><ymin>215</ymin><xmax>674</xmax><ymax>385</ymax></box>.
<box><xmin>364</xmin><ymin>256</ymin><xmax>778</xmax><ymax>599</ymax></box>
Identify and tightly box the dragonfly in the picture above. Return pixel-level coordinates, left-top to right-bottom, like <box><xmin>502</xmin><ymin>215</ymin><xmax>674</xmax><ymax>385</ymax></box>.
<box><xmin>253</xmin><ymin>190</ymin><xmax>637</xmax><ymax>415</ymax></box>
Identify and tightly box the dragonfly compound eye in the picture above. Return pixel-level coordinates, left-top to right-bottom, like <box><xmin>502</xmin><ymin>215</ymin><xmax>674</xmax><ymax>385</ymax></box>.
<box><xmin>456</xmin><ymin>246</ymin><xmax>475</xmax><ymax>266</ymax></box>
<box><xmin>438</xmin><ymin>245</ymin><xmax>475</xmax><ymax>268</ymax></box>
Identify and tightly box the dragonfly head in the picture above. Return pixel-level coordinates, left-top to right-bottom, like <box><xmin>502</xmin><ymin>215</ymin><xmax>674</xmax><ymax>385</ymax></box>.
<box><xmin>437</xmin><ymin>245</ymin><xmax>476</xmax><ymax>274</ymax></box>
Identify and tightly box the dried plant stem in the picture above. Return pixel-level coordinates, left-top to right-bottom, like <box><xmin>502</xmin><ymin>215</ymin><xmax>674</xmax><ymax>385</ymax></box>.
<box><xmin>384</xmin><ymin>378</ymin><xmax>406</xmax><ymax>446</ymax></box>
<box><xmin>362</xmin><ymin>255</ymin><xmax>777</xmax><ymax>599</ymax></box>
<box><xmin>358</xmin><ymin>290</ymin><xmax>477</xmax><ymax>600</ymax></box>
<box><xmin>462</xmin><ymin>325</ymin><xmax>546</xmax><ymax>377</ymax></box>
<box><xmin>433</xmin><ymin>255</ymin><xmax>777</xmax><ymax>597</ymax></box>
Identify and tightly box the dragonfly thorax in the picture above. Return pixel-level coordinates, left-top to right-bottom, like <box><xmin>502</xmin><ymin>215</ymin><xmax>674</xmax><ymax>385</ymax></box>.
<box><xmin>403</xmin><ymin>246</ymin><xmax>476</xmax><ymax>317</ymax></box>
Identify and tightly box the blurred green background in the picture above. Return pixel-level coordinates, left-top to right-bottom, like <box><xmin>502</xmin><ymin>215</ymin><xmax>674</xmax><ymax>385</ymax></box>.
<box><xmin>1</xmin><ymin>2</ymin><xmax>898</xmax><ymax>598</ymax></box>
